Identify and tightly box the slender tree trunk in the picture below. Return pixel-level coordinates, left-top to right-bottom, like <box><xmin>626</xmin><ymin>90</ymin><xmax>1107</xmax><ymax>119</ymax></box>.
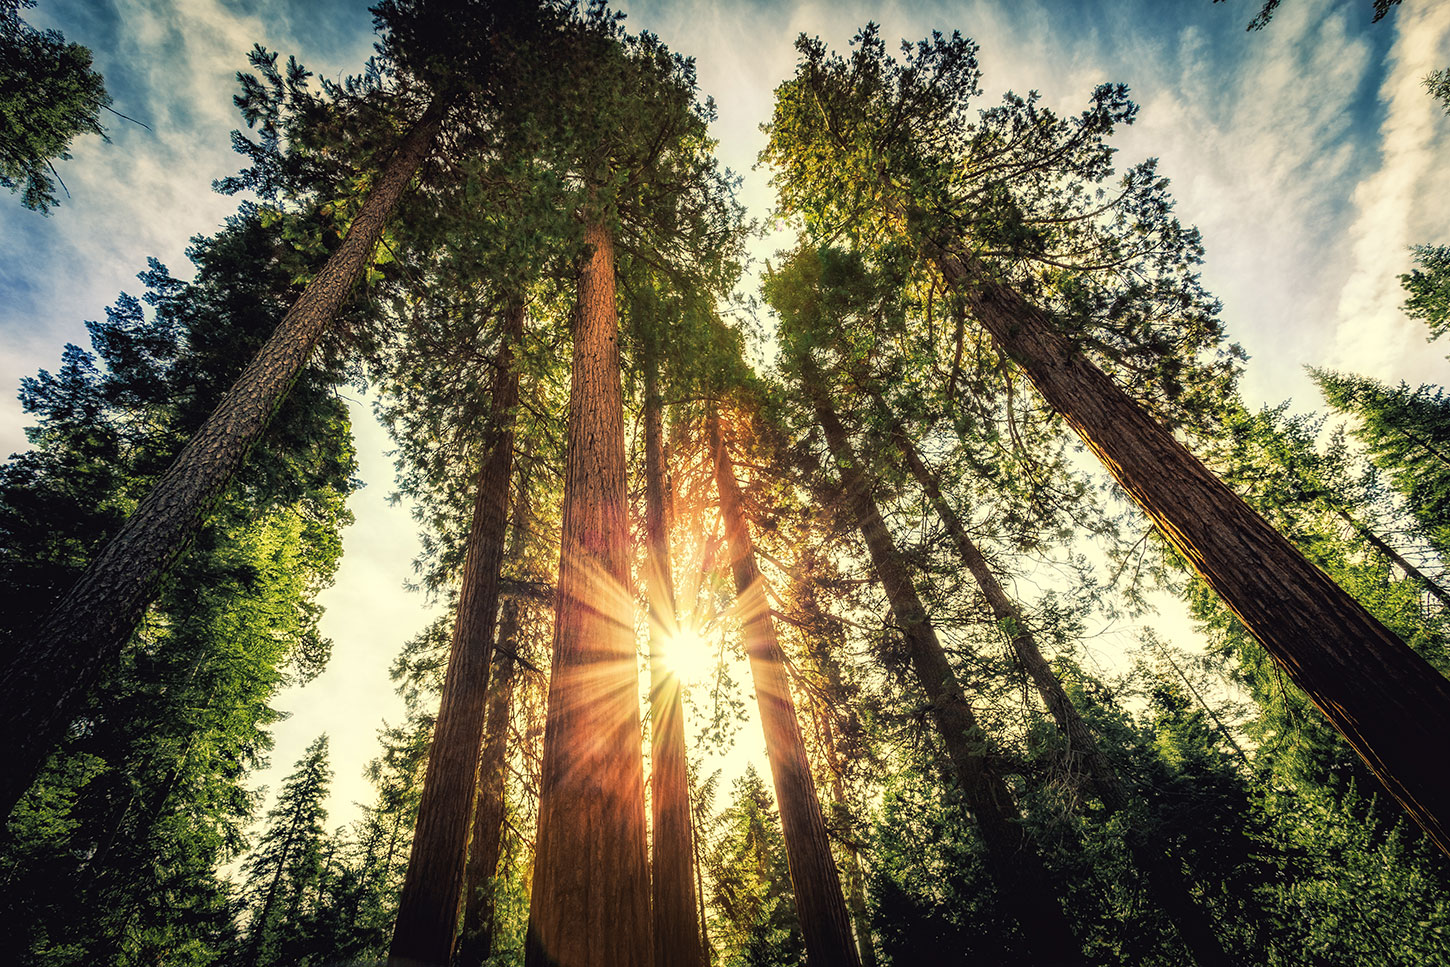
<box><xmin>692</xmin><ymin>794</ymin><xmax>712</xmax><ymax>966</ymax></box>
<box><xmin>525</xmin><ymin>217</ymin><xmax>652</xmax><ymax>967</ymax></box>
<box><xmin>921</xmin><ymin>234</ymin><xmax>1450</xmax><ymax>857</ymax></box>
<box><xmin>842</xmin><ymin>843</ymin><xmax>877</xmax><ymax>967</ymax></box>
<box><xmin>0</xmin><ymin>97</ymin><xmax>446</xmax><ymax>822</ymax></box>
<box><xmin>389</xmin><ymin>298</ymin><xmax>526</xmax><ymax>967</ymax></box>
<box><xmin>874</xmin><ymin>396</ymin><xmax>1235</xmax><ymax>967</ymax></box>
<box><xmin>247</xmin><ymin>822</ymin><xmax>301</xmax><ymax>966</ymax></box>
<box><xmin>1152</xmin><ymin>643</ymin><xmax>1253</xmax><ymax>771</ymax></box>
<box><xmin>708</xmin><ymin>410</ymin><xmax>862</xmax><ymax>967</ymax></box>
<box><xmin>456</xmin><ymin>471</ymin><xmax>533</xmax><ymax>967</ymax></box>
<box><xmin>789</xmin><ymin>562</ymin><xmax>879</xmax><ymax>967</ymax></box>
<box><xmin>455</xmin><ymin>608</ymin><xmax>519</xmax><ymax>967</ymax></box>
<box><xmin>644</xmin><ymin>348</ymin><xmax>704</xmax><ymax>967</ymax></box>
<box><xmin>807</xmin><ymin>383</ymin><xmax>1084</xmax><ymax>966</ymax></box>
<box><xmin>816</xmin><ymin>702</ymin><xmax>879</xmax><ymax>967</ymax></box>
<box><xmin>1327</xmin><ymin>505</ymin><xmax>1450</xmax><ymax>609</ymax></box>
<box><xmin>877</xmin><ymin>400</ymin><xmax>1115</xmax><ymax>798</ymax></box>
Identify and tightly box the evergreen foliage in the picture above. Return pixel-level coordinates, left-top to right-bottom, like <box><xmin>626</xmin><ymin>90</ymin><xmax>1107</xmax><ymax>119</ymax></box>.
<box><xmin>0</xmin><ymin>210</ymin><xmax>355</xmax><ymax>967</ymax></box>
<box><xmin>3</xmin><ymin>4</ymin><xmax>1449</xmax><ymax>965</ymax></box>
<box><xmin>0</xmin><ymin>0</ymin><xmax>110</xmax><ymax>211</ymax></box>
<box><xmin>1402</xmin><ymin>245</ymin><xmax>1450</xmax><ymax>348</ymax></box>
<box><xmin>1313</xmin><ymin>369</ymin><xmax>1450</xmax><ymax>562</ymax></box>
<box><xmin>702</xmin><ymin>766</ymin><xmax>806</xmax><ymax>967</ymax></box>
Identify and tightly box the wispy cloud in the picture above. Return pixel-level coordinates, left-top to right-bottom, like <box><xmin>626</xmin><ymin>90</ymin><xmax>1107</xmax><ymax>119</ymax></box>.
<box><xmin>1329</xmin><ymin>0</ymin><xmax>1450</xmax><ymax>386</ymax></box>
<box><xmin>0</xmin><ymin>0</ymin><xmax>376</xmax><ymax>458</ymax></box>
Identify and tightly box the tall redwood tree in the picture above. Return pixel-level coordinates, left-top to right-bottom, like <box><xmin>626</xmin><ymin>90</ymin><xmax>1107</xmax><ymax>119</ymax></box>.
<box><xmin>388</xmin><ymin>299</ymin><xmax>525</xmax><ymax>967</ymax></box>
<box><xmin>644</xmin><ymin>347</ymin><xmax>705</xmax><ymax>967</ymax></box>
<box><xmin>709</xmin><ymin>409</ymin><xmax>862</xmax><ymax>967</ymax></box>
<box><xmin>764</xmin><ymin>29</ymin><xmax>1450</xmax><ymax>857</ymax></box>
<box><xmin>806</xmin><ymin>381</ymin><xmax>1085</xmax><ymax>966</ymax></box>
<box><xmin>525</xmin><ymin>216</ymin><xmax>653</xmax><ymax>966</ymax></box>
<box><xmin>0</xmin><ymin>97</ymin><xmax>445</xmax><ymax>821</ymax></box>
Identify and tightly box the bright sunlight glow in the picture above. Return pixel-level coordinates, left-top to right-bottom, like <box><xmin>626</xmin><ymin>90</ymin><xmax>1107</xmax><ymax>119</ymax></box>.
<box><xmin>663</xmin><ymin>623</ymin><xmax>716</xmax><ymax>687</ymax></box>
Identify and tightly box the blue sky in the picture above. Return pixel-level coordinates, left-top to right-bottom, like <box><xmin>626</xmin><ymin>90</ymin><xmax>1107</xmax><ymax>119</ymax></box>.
<box><xmin>2</xmin><ymin>0</ymin><xmax>1447</xmax><ymax>830</ymax></box>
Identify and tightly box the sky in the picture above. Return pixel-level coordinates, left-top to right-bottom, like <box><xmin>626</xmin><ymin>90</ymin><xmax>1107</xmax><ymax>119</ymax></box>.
<box><xmin>2</xmin><ymin>0</ymin><xmax>1448</xmax><ymax>835</ymax></box>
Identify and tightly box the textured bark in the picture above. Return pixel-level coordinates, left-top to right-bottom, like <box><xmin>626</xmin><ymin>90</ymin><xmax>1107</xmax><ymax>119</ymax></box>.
<box><xmin>645</xmin><ymin>351</ymin><xmax>704</xmax><ymax>967</ymax></box>
<box><xmin>389</xmin><ymin>298</ymin><xmax>526</xmax><ymax>967</ymax></box>
<box><xmin>808</xmin><ymin>385</ymin><xmax>1084</xmax><ymax>966</ymax></box>
<box><xmin>922</xmin><ymin>235</ymin><xmax>1450</xmax><ymax>858</ymax></box>
<box><xmin>456</xmin><ymin>476</ymin><xmax>533</xmax><ymax>967</ymax></box>
<box><xmin>708</xmin><ymin>411</ymin><xmax>862</xmax><ymax>967</ymax></box>
<box><xmin>455</xmin><ymin>607</ymin><xmax>519</xmax><ymax>967</ymax></box>
<box><xmin>876</xmin><ymin>398</ymin><xmax>1234</xmax><ymax>967</ymax></box>
<box><xmin>0</xmin><ymin>98</ymin><xmax>445</xmax><ymax>821</ymax></box>
<box><xmin>816</xmin><ymin>693</ymin><xmax>879</xmax><ymax>967</ymax></box>
<box><xmin>525</xmin><ymin>218</ymin><xmax>652</xmax><ymax>967</ymax></box>
<box><xmin>792</xmin><ymin>563</ymin><xmax>879</xmax><ymax>967</ymax></box>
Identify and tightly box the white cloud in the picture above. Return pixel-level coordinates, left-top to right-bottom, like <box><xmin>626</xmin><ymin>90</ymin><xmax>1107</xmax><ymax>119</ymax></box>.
<box><xmin>8</xmin><ymin>0</ymin><xmax>1450</xmax><ymax>848</ymax></box>
<box><xmin>1329</xmin><ymin>0</ymin><xmax>1450</xmax><ymax>388</ymax></box>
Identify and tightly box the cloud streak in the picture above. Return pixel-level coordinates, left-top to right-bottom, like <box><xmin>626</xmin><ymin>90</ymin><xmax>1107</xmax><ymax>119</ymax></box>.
<box><xmin>1330</xmin><ymin>0</ymin><xmax>1450</xmax><ymax>386</ymax></box>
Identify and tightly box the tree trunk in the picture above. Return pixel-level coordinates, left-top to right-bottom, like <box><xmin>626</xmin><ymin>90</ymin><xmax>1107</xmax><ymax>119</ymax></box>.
<box><xmin>388</xmin><ymin>297</ymin><xmax>526</xmax><ymax>967</ymax></box>
<box><xmin>525</xmin><ymin>217</ymin><xmax>652</xmax><ymax>967</ymax></box>
<box><xmin>875</xmin><ymin>397</ymin><xmax>1235</xmax><ymax>967</ymax></box>
<box><xmin>1327</xmin><ymin>505</ymin><xmax>1450</xmax><ymax>609</ymax></box>
<box><xmin>456</xmin><ymin>471</ymin><xmax>533</xmax><ymax>967</ymax></box>
<box><xmin>816</xmin><ymin>694</ymin><xmax>879</xmax><ymax>967</ymax></box>
<box><xmin>808</xmin><ymin>383</ymin><xmax>1083</xmax><ymax>966</ymax></box>
<box><xmin>0</xmin><ymin>97</ymin><xmax>446</xmax><ymax>822</ymax></box>
<box><xmin>693</xmin><ymin>795</ymin><xmax>712</xmax><ymax>966</ymax></box>
<box><xmin>708</xmin><ymin>410</ymin><xmax>862</xmax><ymax>967</ymax></box>
<box><xmin>789</xmin><ymin>561</ymin><xmax>879</xmax><ymax>967</ymax></box>
<box><xmin>455</xmin><ymin>606</ymin><xmax>519</xmax><ymax>967</ymax></box>
<box><xmin>922</xmin><ymin>234</ymin><xmax>1450</xmax><ymax>857</ymax></box>
<box><xmin>645</xmin><ymin>349</ymin><xmax>704</xmax><ymax>967</ymax></box>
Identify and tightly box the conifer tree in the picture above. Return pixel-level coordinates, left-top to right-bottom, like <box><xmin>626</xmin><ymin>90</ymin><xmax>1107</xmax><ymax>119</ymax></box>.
<box><xmin>387</xmin><ymin>297</ymin><xmax>526</xmax><ymax>966</ymax></box>
<box><xmin>457</xmin><ymin>458</ymin><xmax>537</xmax><ymax>967</ymax></box>
<box><xmin>0</xmin><ymin>47</ymin><xmax>445</xmax><ymax>822</ymax></box>
<box><xmin>801</xmin><ymin>373</ymin><xmax>1086</xmax><ymax>966</ymax></box>
<box><xmin>1313</xmin><ymin>369</ymin><xmax>1450</xmax><ymax>563</ymax></box>
<box><xmin>1401</xmin><ymin>245</ymin><xmax>1450</xmax><ymax>346</ymax></box>
<box><xmin>515</xmin><ymin>10</ymin><xmax>744</xmax><ymax>961</ymax></box>
<box><xmin>0</xmin><ymin>0</ymin><xmax>110</xmax><ymax>211</ymax></box>
<box><xmin>763</xmin><ymin>25</ymin><xmax>1450</xmax><ymax>856</ymax></box>
<box><xmin>237</xmin><ymin>735</ymin><xmax>334</xmax><ymax>967</ymax></box>
<box><xmin>710</xmin><ymin>408</ymin><xmax>863</xmax><ymax>967</ymax></box>
<box><xmin>643</xmin><ymin>336</ymin><xmax>705</xmax><ymax>967</ymax></box>
<box><xmin>774</xmin><ymin>241</ymin><xmax>1238</xmax><ymax>964</ymax></box>
<box><xmin>703</xmin><ymin>765</ymin><xmax>807</xmax><ymax>967</ymax></box>
<box><xmin>0</xmin><ymin>211</ymin><xmax>355</xmax><ymax>967</ymax></box>
<box><xmin>455</xmin><ymin>614</ymin><xmax>520</xmax><ymax>967</ymax></box>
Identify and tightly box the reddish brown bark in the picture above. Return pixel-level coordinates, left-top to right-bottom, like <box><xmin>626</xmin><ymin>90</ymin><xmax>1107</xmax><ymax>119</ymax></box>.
<box><xmin>525</xmin><ymin>218</ymin><xmax>652</xmax><ymax>967</ymax></box>
<box><xmin>645</xmin><ymin>351</ymin><xmax>704</xmax><ymax>967</ymax></box>
<box><xmin>923</xmin><ymin>236</ymin><xmax>1450</xmax><ymax>858</ymax></box>
<box><xmin>788</xmin><ymin>554</ymin><xmax>879</xmax><ymax>967</ymax></box>
<box><xmin>709</xmin><ymin>410</ymin><xmax>862</xmax><ymax>967</ymax></box>
<box><xmin>456</xmin><ymin>474</ymin><xmax>533</xmax><ymax>967</ymax></box>
<box><xmin>877</xmin><ymin>401</ymin><xmax>1234</xmax><ymax>967</ymax></box>
<box><xmin>0</xmin><ymin>98</ymin><xmax>445</xmax><ymax>821</ymax></box>
<box><xmin>455</xmin><ymin>605</ymin><xmax>519</xmax><ymax>967</ymax></box>
<box><xmin>809</xmin><ymin>385</ymin><xmax>1084</xmax><ymax>966</ymax></box>
<box><xmin>389</xmin><ymin>298</ymin><xmax>526</xmax><ymax>967</ymax></box>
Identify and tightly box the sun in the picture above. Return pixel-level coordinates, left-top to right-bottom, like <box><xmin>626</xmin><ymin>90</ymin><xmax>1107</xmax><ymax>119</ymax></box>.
<box><xmin>661</xmin><ymin>622</ymin><xmax>716</xmax><ymax>686</ymax></box>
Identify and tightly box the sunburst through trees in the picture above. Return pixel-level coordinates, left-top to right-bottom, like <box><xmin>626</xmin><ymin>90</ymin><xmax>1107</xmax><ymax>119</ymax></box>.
<box><xmin>2</xmin><ymin>1</ymin><xmax>1449</xmax><ymax>965</ymax></box>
